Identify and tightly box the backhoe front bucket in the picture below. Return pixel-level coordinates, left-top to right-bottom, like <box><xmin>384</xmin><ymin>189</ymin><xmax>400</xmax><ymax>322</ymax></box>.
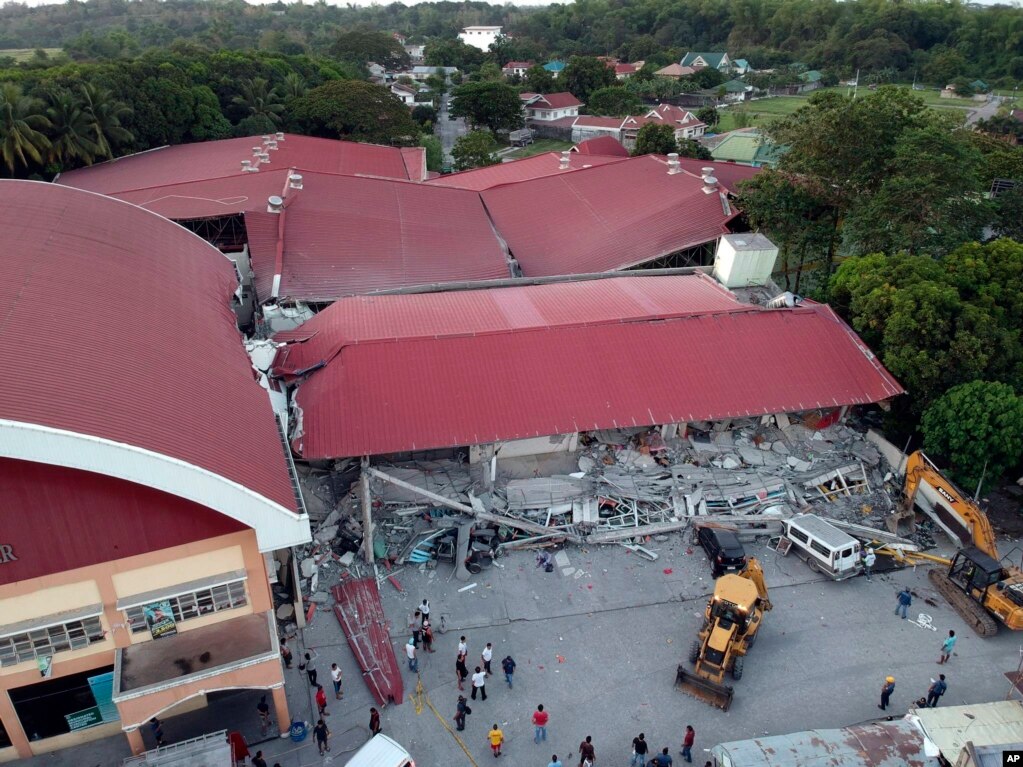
<box><xmin>675</xmin><ymin>664</ymin><xmax>734</xmax><ymax>711</ymax></box>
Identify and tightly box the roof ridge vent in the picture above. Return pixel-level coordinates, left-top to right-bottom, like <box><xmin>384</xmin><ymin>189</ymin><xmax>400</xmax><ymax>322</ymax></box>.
<box><xmin>267</xmin><ymin>195</ymin><xmax>284</xmax><ymax>213</ymax></box>
<box><xmin>667</xmin><ymin>152</ymin><xmax>681</xmax><ymax>174</ymax></box>
<box><xmin>289</xmin><ymin>173</ymin><xmax>304</xmax><ymax>190</ymax></box>
<box><xmin>241</xmin><ymin>159</ymin><xmax>259</xmax><ymax>173</ymax></box>
<box><xmin>702</xmin><ymin>176</ymin><xmax>719</xmax><ymax>193</ymax></box>
<box><xmin>559</xmin><ymin>151</ymin><xmax>570</xmax><ymax>170</ymax></box>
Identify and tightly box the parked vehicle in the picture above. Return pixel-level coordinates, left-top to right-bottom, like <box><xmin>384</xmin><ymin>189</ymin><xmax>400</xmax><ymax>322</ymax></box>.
<box><xmin>695</xmin><ymin>525</ymin><xmax>747</xmax><ymax>577</ymax></box>
<box><xmin>781</xmin><ymin>514</ymin><xmax>860</xmax><ymax>580</ymax></box>
<box><xmin>345</xmin><ymin>734</ymin><xmax>415</xmax><ymax>767</ymax></box>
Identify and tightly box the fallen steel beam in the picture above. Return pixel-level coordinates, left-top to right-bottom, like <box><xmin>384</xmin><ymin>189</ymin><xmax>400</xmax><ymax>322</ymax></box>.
<box><xmin>366</xmin><ymin>467</ymin><xmax>474</xmax><ymax>514</ymax></box>
<box><xmin>474</xmin><ymin>510</ymin><xmax>583</xmax><ymax>544</ymax></box>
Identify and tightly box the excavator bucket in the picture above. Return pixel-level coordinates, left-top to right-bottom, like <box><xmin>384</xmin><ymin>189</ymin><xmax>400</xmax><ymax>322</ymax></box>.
<box><xmin>675</xmin><ymin>665</ymin><xmax>734</xmax><ymax>711</ymax></box>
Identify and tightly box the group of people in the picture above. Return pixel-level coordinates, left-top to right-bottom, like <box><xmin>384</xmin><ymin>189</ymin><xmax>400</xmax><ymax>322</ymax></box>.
<box><xmin>879</xmin><ymin>593</ymin><xmax>957</xmax><ymax>713</ymax></box>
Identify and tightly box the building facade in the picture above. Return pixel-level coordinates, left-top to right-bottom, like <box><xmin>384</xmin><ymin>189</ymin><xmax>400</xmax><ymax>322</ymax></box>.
<box><xmin>458</xmin><ymin>26</ymin><xmax>502</xmax><ymax>51</ymax></box>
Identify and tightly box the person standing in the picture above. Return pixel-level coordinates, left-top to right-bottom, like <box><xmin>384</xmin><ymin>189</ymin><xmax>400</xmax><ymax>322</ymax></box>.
<box><xmin>315</xmin><ymin>684</ymin><xmax>329</xmax><ymax>717</ymax></box>
<box><xmin>458</xmin><ymin>636</ymin><xmax>468</xmax><ymax>657</ymax></box>
<box><xmin>280</xmin><ymin>639</ymin><xmax>293</xmax><ymax>669</ymax></box>
<box><xmin>302</xmin><ymin>651</ymin><xmax>317</xmax><ymax>686</ymax></box>
<box><xmin>422</xmin><ymin>618</ymin><xmax>435</xmax><ymax>653</ymax></box>
<box><xmin>502</xmin><ymin>655</ymin><xmax>517</xmax><ymax>688</ymax></box>
<box><xmin>532</xmin><ymin>704</ymin><xmax>549</xmax><ymax>743</ymax></box>
<box><xmin>927</xmin><ymin>674</ymin><xmax>948</xmax><ymax>707</ymax></box>
<box><xmin>482</xmin><ymin>643</ymin><xmax>494</xmax><ymax>676</ymax></box>
<box><xmin>331</xmin><ymin>663</ymin><xmax>343</xmax><ymax>699</ymax></box>
<box><xmin>862</xmin><ymin>548</ymin><xmax>876</xmax><ymax>582</ymax></box>
<box><xmin>472</xmin><ymin>666</ymin><xmax>487</xmax><ymax>700</ymax></box>
<box><xmin>313</xmin><ymin>718</ymin><xmax>331</xmax><ymax>755</ymax></box>
<box><xmin>548</xmin><ymin>756</ymin><xmax>564</xmax><ymax>767</ymax></box>
<box><xmin>939</xmin><ymin>630</ymin><xmax>957</xmax><ymax>664</ymax></box>
<box><xmin>369</xmin><ymin>707</ymin><xmax>381</xmax><ymax>736</ymax></box>
<box><xmin>454</xmin><ymin>695</ymin><xmax>470</xmax><ymax>731</ymax></box>
<box><xmin>489</xmin><ymin>723</ymin><xmax>505</xmax><ymax>757</ymax></box>
<box><xmin>406</xmin><ymin>639</ymin><xmax>419</xmax><ymax>674</ymax></box>
<box><xmin>251</xmin><ymin>750</ymin><xmax>268</xmax><ymax>767</ymax></box>
<box><xmin>879</xmin><ymin>676</ymin><xmax>895</xmax><ymax>710</ymax></box>
<box><xmin>631</xmin><ymin>733</ymin><xmax>648</xmax><ymax>767</ymax></box>
<box><xmin>895</xmin><ymin>588</ymin><xmax>912</xmax><ymax>619</ymax></box>
<box><xmin>577</xmin><ymin>735</ymin><xmax>595</xmax><ymax>767</ymax></box>
<box><xmin>410</xmin><ymin>610</ymin><xmax>423</xmax><ymax>648</ymax></box>
<box><xmin>256</xmin><ymin>695</ymin><xmax>272</xmax><ymax>735</ymax></box>
<box><xmin>681</xmin><ymin>725</ymin><xmax>695</xmax><ymax>763</ymax></box>
<box><xmin>651</xmin><ymin>747</ymin><xmax>673</xmax><ymax>766</ymax></box>
<box><xmin>149</xmin><ymin>717</ymin><xmax>166</xmax><ymax>747</ymax></box>
<box><xmin>456</xmin><ymin>651</ymin><xmax>469</xmax><ymax>691</ymax></box>
<box><xmin>420</xmin><ymin>598</ymin><xmax>431</xmax><ymax>619</ymax></box>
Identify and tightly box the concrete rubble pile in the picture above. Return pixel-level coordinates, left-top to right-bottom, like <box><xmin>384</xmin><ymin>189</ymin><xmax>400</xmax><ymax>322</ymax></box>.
<box><xmin>280</xmin><ymin>415</ymin><xmax>928</xmax><ymax>624</ymax></box>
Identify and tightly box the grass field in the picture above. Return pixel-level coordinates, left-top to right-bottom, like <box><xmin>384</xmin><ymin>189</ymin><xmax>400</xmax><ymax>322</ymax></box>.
<box><xmin>0</xmin><ymin>48</ymin><xmax>62</xmax><ymax>62</ymax></box>
<box><xmin>503</xmin><ymin>138</ymin><xmax>573</xmax><ymax>159</ymax></box>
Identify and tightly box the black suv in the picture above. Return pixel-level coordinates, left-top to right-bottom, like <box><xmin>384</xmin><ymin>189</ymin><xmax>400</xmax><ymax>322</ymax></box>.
<box><xmin>696</xmin><ymin>527</ymin><xmax>747</xmax><ymax>577</ymax></box>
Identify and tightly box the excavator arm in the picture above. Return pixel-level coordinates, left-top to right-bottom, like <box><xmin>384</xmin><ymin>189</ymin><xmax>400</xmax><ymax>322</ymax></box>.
<box><xmin>903</xmin><ymin>451</ymin><xmax>998</xmax><ymax>559</ymax></box>
<box><xmin>741</xmin><ymin>557</ymin><xmax>772</xmax><ymax>611</ymax></box>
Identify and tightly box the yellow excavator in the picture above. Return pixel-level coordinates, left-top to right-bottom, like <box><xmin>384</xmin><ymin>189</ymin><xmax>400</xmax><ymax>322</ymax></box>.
<box><xmin>676</xmin><ymin>557</ymin><xmax>771</xmax><ymax>710</ymax></box>
<box><xmin>902</xmin><ymin>451</ymin><xmax>1023</xmax><ymax>637</ymax></box>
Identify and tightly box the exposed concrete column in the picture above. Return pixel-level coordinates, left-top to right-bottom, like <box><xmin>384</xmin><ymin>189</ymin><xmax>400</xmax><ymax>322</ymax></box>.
<box><xmin>291</xmin><ymin>549</ymin><xmax>305</xmax><ymax>629</ymax></box>
<box><xmin>271</xmin><ymin>684</ymin><xmax>291</xmax><ymax>731</ymax></box>
<box><xmin>361</xmin><ymin>457</ymin><xmax>374</xmax><ymax>565</ymax></box>
<box><xmin>126</xmin><ymin>726</ymin><xmax>145</xmax><ymax>755</ymax></box>
<box><xmin>0</xmin><ymin>689</ymin><xmax>31</xmax><ymax>759</ymax></box>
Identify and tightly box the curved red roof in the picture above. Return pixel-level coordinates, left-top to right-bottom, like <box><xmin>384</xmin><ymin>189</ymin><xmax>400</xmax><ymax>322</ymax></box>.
<box><xmin>0</xmin><ymin>181</ymin><xmax>299</xmax><ymax>520</ymax></box>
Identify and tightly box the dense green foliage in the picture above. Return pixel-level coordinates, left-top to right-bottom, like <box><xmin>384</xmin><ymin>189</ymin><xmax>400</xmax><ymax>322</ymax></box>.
<box><xmin>4</xmin><ymin>0</ymin><xmax>1023</xmax><ymax>84</ymax></box>
<box><xmin>586</xmin><ymin>86</ymin><xmax>642</xmax><ymax>117</ymax></box>
<box><xmin>452</xmin><ymin>129</ymin><xmax>498</xmax><ymax>170</ymax></box>
<box><xmin>290</xmin><ymin>78</ymin><xmax>418</xmax><ymax>144</ymax></box>
<box><xmin>632</xmin><ymin>123</ymin><xmax>677</xmax><ymax>156</ymax></box>
<box><xmin>921</xmin><ymin>381</ymin><xmax>1023</xmax><ymax>493</ymax></box>
<box><xmin>450</xmin><ymin>80</ymin><xmax>523</xmax><ymax>133</ymax></box>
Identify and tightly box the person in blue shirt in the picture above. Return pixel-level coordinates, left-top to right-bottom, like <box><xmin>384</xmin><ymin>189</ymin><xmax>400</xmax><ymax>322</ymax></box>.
<box><xmin>548</xmin><ymin>755</ymin><xmax>563</xmax><ymax>767</ymax></box>
<box><xmin>927</xmin><ymin>674</ymin><xmax>947</xmax><ymax>707</ymax></box>
<box><xmin>939</xmin><ymin>630</ymin><xmax>956</xmax><ymax>664</ymax></box>
<box><xmin>649</xmin><ymin>747</ymin><xmax>673</xmax><ymax>766</ymax></box>
<box><xmin>895</xmin><ymin>588</ymin><xmax>912</xmax><ymax>619</ymax></box>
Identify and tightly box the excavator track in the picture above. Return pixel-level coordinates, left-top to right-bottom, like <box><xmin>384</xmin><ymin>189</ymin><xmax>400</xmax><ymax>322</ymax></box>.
<box><xmin>928</xmin><ymin>569</ymin><xmax>999</xmax><ymax>638</ymax></box>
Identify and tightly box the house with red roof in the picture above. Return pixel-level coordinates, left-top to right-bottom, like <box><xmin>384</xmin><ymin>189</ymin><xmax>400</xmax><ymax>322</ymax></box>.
<box><xmin>502</xmin><ymin>60</ymin><xmax>534</xmax><ymax>77</ymax></box>
<box><xmin>0</xmin><ymin>180</ymin><xmax>310</xmax><ymax>761</ymax></box>
<box><xmin>523</xmin><ymin>91</ymin><xmax>583</xmax><ymax>122</ymax></box>
<box><xmin>571</xmin><ymin>104</ymin><xmax>706</xmax><ymax>149</ymax></box>
<box><xmin>615</xmin><ymin>61</ymin><xmax>643</xmax><ymax>79</ymax></box>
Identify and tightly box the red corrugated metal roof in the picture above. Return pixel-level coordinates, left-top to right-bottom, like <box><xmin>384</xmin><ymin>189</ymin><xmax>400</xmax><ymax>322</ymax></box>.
<box><xmin>57</xmin><ymin>134</ymin><xmax>421</xmax><ymax>195</ymax></box>
<box><xmin>674</xmin><ymin>157</ymin><xmax>761</xmax><ymax>192</ymax></box>
<box><xmin>110</xmin><ymin>168</ymin><xmax>291</xmax><ymax>220</ymax></box>
<box><xmin>427</xmin><ymin>152</ymin><xmax>626</xmax><ymax>191</ymax></box>
<box><xmin>276</xmin><ymin>275</ymin><xmax>903</xmax><ymax>459</ymax></box>
<box><xmin>0</xmin><ymin>180</ymin><xmax>298</xmax><ymax>512</ymax></box>
<box><xmin>480</xmin><ymin>155</ymin><xmax>737</xmax><ymax>276</ymax></box>
<box><xmin>245</xmin><ymin>172</ymin><xmax>510</xmax><ymax>302</ymax></box>
<box><xmin>572</xmin><ymin>136</ymin><xmax>630</xmax><ymax>157</ymax></box>
<box><xmin>534</xmin><ymin>92</ymin><xmax>583</xmax><ymax>109</ymax></box>
<box><xmin>573</xmin><ymin>115</ymin><xmax>627</xmax><ymax>129</ymax></box>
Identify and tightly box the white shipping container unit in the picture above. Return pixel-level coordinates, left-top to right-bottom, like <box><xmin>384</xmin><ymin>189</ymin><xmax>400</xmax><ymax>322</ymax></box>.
<box><xmin>712</xmin><ymin>233</ymin><xmax>779</xmax><ymax>288</ymax></box>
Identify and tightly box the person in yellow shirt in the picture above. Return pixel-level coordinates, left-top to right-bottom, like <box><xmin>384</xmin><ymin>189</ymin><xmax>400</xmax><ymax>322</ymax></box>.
<box><xmin>489</xmin><ymin>724</ymin><xmax>504</xmax><ymax>757</ymax></box>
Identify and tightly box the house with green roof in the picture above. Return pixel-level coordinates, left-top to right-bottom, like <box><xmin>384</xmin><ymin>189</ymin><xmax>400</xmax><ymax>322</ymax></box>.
<box><xmin>544</xmin><ymin>60</ymin><xmax>566</xmax><ymax>77</ymax></box>
<box><xmin>733</xmin><ymin>58</ymin><xmax>751</xmax><ymax>75</ymax></box>
<box><xmin>797</xmin><ymin>70</ymin><xmax>824</xmax><ymax>93</ymax></box>
<box><xmin>680</xmin><ymin>51</ymin><xmax>732</xmax><ymax>74</ymax></box>
<box><xmin>709</xmin><ymin>129</ymin><xmax>785</xmax><ymax>167</ymax></box>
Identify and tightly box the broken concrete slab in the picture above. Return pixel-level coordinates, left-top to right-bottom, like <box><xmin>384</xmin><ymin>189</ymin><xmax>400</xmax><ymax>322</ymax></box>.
<box><xmin>300</xmin><ymin>558</ymin><xmax>317</xmax><ymax>578</ymax></box>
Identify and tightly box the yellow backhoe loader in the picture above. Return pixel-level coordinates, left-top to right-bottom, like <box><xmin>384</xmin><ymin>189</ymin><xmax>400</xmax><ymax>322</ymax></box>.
<box><xmin>902</xmin><ymin>451</ymin><xmax>1023</xmax><ymax>637</ymax></box>
<box><xmin>676</xmin><ymin>557</ymin><xmax>771</xmax><ymax>710</ymax></box>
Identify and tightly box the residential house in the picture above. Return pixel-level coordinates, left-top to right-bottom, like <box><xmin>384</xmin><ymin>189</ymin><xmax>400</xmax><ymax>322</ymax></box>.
<box><xmin>719</xmin><ymin>79</ymin><xmax>752</xmax><ymax>102</ymax></box>
<box><xmin>367</xmin><ymin>62</ymin><xmax>386</xmax><ymax>80</ymax></box>
<box><xmin>404</xmin><ymin>44</ymin><xmax>426</xmax><ymax>62</ymax></box>
<box><xmin>411</xmin><ymin>65</ymin><xmax>459</xmax><ymax>82</ymax></box>
<box><xmin>523</xmin><ymin>92</ymin><xmax>583</xmax><ymax>122</ymax></box>
<box><xmin>1011</xmin><ymin>108</ymin><xmax>1023</xmax><ymax>122</ymax></box>
<box><xmin>543</xmin><ymin>60</ymin><xmax>566</xmax><ymax>77</ymax></box>
<box><xmin>732</xmin><ymin>58</ymin><xmax>751</xmax><ymax>75</ymax></box>
<box><xmin>502</xmin><ymin>60</ymin><xmax>534</xmax><ymax>78</ymax></box>
<box><xmin>615</xmin><ymin>62</ymin><xmax>642</xmax><ymax>80</ymax></box>
<box><xmin>572</xmin><ymin>105</ymin><xmax>705</xmax><ymax>149</ymax></box>
<box><xmin>458</xmin><ymin>25</ymin><xmax>503</xmax><ymax>51</ymax></box>
<box><xmin>391</xmin><ymin>82</ymin><xmax>427</xmax><ymax>106</ymax></box>
<box><xmin>655</xmin><ymin>63</ymin><xmax>697</xmax><ymax>79</ymax></box>
<box><xmin>708</xmin><ymin>128</ymin><xmax>784</xmax><ymax>167</ymax></box>
<box><xmin>571</xmin><ymin>135</ymin><xmax>630</xmax><ymax>157</ymax></box>
<box><xmin>392</xmin><ymin>32</ymin><xmax>407</xmax><ymax>46</ymax></box>
<box><xmin>797</xmin><ymin>70</ymin><xmax>823</xmax><ymax>92</ymax></box>
<box><xmin>680</xmin><ymin>51</ymin><xmax>732</xmax><ymax>74</ymax></box>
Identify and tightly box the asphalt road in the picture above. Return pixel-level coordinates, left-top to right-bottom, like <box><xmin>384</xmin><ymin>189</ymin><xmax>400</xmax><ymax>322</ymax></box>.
<box><xmin>258</xmin><ymin>536</ymin><xmax>1023</xmax><ymax>767</ymax></box>
<box><xmin>967</xmin><ymin>95</ymin><xmax>1002</xmax><ymax>125</ymax></box>
<box><xmin>437</xmin><ymin>96</ymin><xmax>468</xmax><ymax>162</ymax></box>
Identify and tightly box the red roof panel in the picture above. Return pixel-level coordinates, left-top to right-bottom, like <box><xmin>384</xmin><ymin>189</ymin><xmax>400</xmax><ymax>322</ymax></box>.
<box><xmin>110</xmin><ymin>168</ymin><xmax>291</xmax><ymax>220</ymax></box>
<box><xmin>674</xmin><ymin>157</ymin><xmax>761</xmax><ymax>192</ymax></box>
<box><xmin>57</xmin><ymin>134</ymin><xmax>422</xmax><ymax>195</ymax></box>
<box><xmin>572</xmin><ymin>136</ymin><xmax>630</xmax><ymax>157</ymax></box>
<box><xmin>480</xmin><ymin>155</ymin><xmax>737</xmax><ymax>275</ymax></box>
<box><xmin>534</xmin><ymin>92</ymin><xmax>583</xmax><ymax>109</ymax></box>
<box><xmin>0</xmin><ymin>180</ymin><xmax>298</xmax><ymax>513</ymax></box>
<box><xmin>245</xmin><ymin>172</ymin><xmax>510</xmax><ymax>302</ymax></box>
<box><xmin>427</xmin><ymin>152</ymin><xmax>626</xmax><ymax>191</ymax></box>
<box><xmin>276</xmin><ymin>275</ymin><xmax>903</xmax><ymax>459</ymax></box>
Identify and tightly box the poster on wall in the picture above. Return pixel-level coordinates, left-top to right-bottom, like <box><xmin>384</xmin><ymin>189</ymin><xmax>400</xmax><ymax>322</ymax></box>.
<box><xmin>143</xmin><ymin>600</ymin><xmax>177</xmax><ymax>639</ymax></box>
<box><xmin>36</xmin><ymin>655</ymin><xmax>52</xmax><ymax>678</ymax></box>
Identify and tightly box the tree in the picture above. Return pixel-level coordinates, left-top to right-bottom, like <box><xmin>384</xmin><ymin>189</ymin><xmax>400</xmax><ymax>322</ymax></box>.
<box><xmin>424</xmin><ymin>40</ymin><xmax>485</xmax><ymax>72</ymax></box>
<box><xmin>523</xmin><ymin>65</ymin><xmax>555</xmax><ymax>93</ymax></box>
<box><xmin>922</xmin><ymin>381</ymin><xmax>1023</xmax><ymax>492</ymax></box>
<box><xmin>452</xmin><ymin>129</ymin><xmax>498</xmax><ymax>171</ymax></box>
<box><xmin>232</xmin><ymin>77</ymin><xmax>285</xmax><ymax>125</ymax></box>
<box><xmin>586</xmin><ymin>86</ymin><xmax>641</xmax><ymax>116</ymax></box>
<box><xmin>411</xmin><ymin>104</ymin><xmax>437</xmax><ymax>129</ymax></box>
<box><xmin>696</xmin><ymin>105</ymin><xmax>719</xmax><ymax>128</ymax></box>
<box><xmin>282</xmin><ymin>72</ymin><xmax>307</xmax><ymax>101</ymax></box>
<box><xmin>45</xmin><ymin>90</ymin><xmax>97</xmax><ymax>168</ymax></box>
<box><xmin>562</xmin><ymin>56</ymin><xmax>616</xmax><ymax>102</ymax></box>
<box><xmin>474</xmin><ymin>62</ymin><xmax>503</xmax><ymax>82</ymax></box>
<box><xmin>234</xmin><ymin>114</ymin><xmax>277</xmax><ymax>138</ymax></box>
<box><xmin>449</xmin><ymin>81</ymin><xmax>523</xmax><ymax>134</ymax></box>
<box><xmin>289</xmin><ymin>80</ymin><xmax>418</xmax><ymax>145</ymax></box>
<box><xmin>189</xmin><ymin>85</ymin><xmax>232</xmax><ymax>142</ymax></box>
<box><xmin>420</xmin><ymin>133</ymin><xmax>443</xmax><ymax>172</ymax></box>
<box><xmin>686</xmin><ymin>67</ymin><xmax>725</xmax><ymax>90</ymax></box>
<box><xmin>0</xmin><ymin>83</ymin><xmax>50</xmax><ymax>174</ymax></box>
<box><xmin>79</xmin><ymin>83</ymin><xmax>132</xmax><ymax>159</ymax></box>
<box><xmin>331</xmin><ymin>31</ymin><xmax>408</xmax><ymax>71</ymax></box>
<box><xmin>992</xmin><ymin>187</ymin><xmax>1023</xmax><ymax>241</ymax></box>
<box><xmin>632</xmin><ymin>123</ymin><xmax>677</xmax><ymax>156</ymax></box>
<box><xmin>677</xmin><ymin>138</ymin><xmax>712</xmax><ymax>160</ymax></box>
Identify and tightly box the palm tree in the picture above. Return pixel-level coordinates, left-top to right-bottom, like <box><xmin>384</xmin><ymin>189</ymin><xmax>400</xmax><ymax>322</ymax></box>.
<box><xmin>0</xmin><ymin>83</ymin><xmax>51</xmax><ymax>175</ymax></box>
<box><xmin>46</xmin><ymin>90</ymin><xmax>98</xmax><ymax>168</ymax></box>
<box><xmin>282</xmin><ymin>72</ymin><xmax>307</xmax><ymax>101</ymax></box>
<box><xmin>232</xmin><ymin>78</ymin><xmax>286</xmax><ymax>124</ymax></box>
<box><xmin>79</xmin><ymin>82</ymin><xmax>133</xmax><ymax>160</ymax></box>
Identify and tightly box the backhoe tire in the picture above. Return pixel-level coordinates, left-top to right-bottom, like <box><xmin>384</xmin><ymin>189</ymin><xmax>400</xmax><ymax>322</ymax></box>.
<box><xmin>732</xmin><ymin>656</ymin><xmax>744</xmax><ymax>680</ymax></box>
<box><xmin>689</xmin><ymin>640</ymin><xmax>701</xmax><ymax>664</ymax></box>
<box><xmin>745</xmin><ymin>631</ymin><xmax>756</xmax><ymax>649</ymax></box>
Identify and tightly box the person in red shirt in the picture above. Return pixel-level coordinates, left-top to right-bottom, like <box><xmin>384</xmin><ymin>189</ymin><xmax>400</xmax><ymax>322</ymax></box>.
<box><xmin>532</xmin><ymin>704</ymin><xmax>549</xmax><ymax>743</ymax></box>
<box><xmin>681</xmin><ymin>725</ymin><xmax>695</xmax><ymax>762</ymax></box>
<box><xmin>315</xmin><ymin>684</ymin><xmax>329</xmax><ymax>717</ymax></box>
